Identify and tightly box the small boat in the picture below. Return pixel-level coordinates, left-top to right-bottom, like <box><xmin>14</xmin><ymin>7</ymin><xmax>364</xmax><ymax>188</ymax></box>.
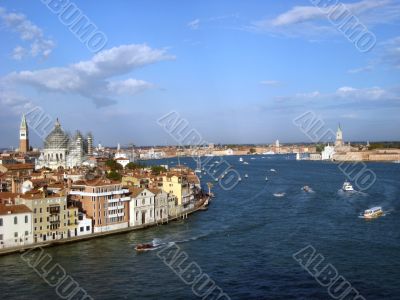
<box><xmin>244</xmin><ymin>174</ymin><xmax>248</xmax><ymax>178</ymax></box>
<box><xmin>302</xmin><ymin>185</ymin><xmax>311</xmax><ymax>192</ymax></box>
<box><xmin>250</xmin><ymin>157</ymin><xmax>256</xmax><ymax>160</ymax></box>
<box><xmin>363</xmin><ymin>207</ymin><xmax>383</xmax><ymax>219</ymax></box>
<box><xmin>243</xmin><ymin>162</ymin><xmax>249</xmax><ymax>165</ymax></box>
<box><xmin>135</xmin><ymin>243</ymin><xmax>154</xmax><ymax>252</ymax></box>
<box><xmin>342</xmin><ymin>181</ymin><xmax>354</xmax><ymax>191</ymax></box>
<box><xmin>270</xmin><ymin>168</ymin><xmax>276</xmax><ymax>172</ymax></box>
<box><xmin>265</xmin><ymin>176</ymin><xmax>268</xmax><ymax>181</ymax></box>
<box><xmin>239</xmin><ymin>157</ymin><xmax>243</xmax><ymax>162</ymax></box>
<box><xmin>273</xmin><ymin>192</ymin><xmax>285</xmax><ymax>197</ymax></box>
<box><xmin>238</xmin><ymin>177</ymin><xmax>242</xmax><ymax>181</ymax></box>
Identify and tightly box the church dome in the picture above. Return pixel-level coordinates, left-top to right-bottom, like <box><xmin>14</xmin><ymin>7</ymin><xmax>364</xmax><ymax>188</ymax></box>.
<box><xmin>44</xmin><ymin>119</ymin><xmax>69</xmax><ymax>149</ymax></box>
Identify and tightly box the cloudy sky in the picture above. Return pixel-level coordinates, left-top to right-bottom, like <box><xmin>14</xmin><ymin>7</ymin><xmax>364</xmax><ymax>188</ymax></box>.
<box><xmin>0</xmin><ymin>0</ymin><xmax>399</xmax><ymax>148</ymax></box>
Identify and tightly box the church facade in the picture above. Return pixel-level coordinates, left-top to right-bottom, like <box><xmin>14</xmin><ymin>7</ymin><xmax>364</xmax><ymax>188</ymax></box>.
<box><xmin>36</xmin><ymin>118</ymin><xmax>93</xmax><ymax>170</ymax></box>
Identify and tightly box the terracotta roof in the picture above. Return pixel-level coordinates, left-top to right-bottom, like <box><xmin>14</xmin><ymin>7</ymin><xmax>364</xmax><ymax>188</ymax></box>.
<box><xmin>72</xmin><ymin>179</ymin><xmax>121</xmax><ymax>187</ymax></box>
<box><xmin>0</xmin><ymin>163</ymin><xmax>34</xmax><ymax>171</ymax></box>
<box><xmin>128</xmin><ymin>187</ymin><xmax>144</xmax><ymax>198</ymax></box>
<box><xmin>0</xmin><ymin>204</ymin><xmax>32</xmax><ymax>215</ymax></box>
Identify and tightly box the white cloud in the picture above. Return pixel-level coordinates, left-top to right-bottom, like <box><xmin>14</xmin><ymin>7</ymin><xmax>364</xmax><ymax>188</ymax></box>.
<box><xmin>0</xmin><ymin>6</ymin><xmax>55</xmax><ymax>60</ymax></box>
<box><xmin>252</xmin><ymin>0</ymin><xmax>400</xmax><ymax>37</ymax></box>
<box><xmin>260</xmin><ymin>80</ymin><xmax>281</xmax><ymax>86</ymax></box>
<box><xmin>0</xmin><ymin>84</ymin><xmax>33</xmax><ymax>115</ymax></box>
<box><xmin>107</xmin><ymin>79</ymin><xmax>153</xmax><ymax>95</ymax></box>
<box><xmin>188</xmin><ymin>19</ymin><xmax>200</xmax><ymax>30</ymax></box>
<box><xmin>3</xmin><ymin>44</ymin><xmax>175</xmax><ymax>107</ymax></box>
<box><xmin>347</xmin><ymin>65</ymin><xmax>373</xmax><ymax>73</ymax></box>
<box><xmin>380</xmin><ymin>36</ymin><xmax>400</xmax><ymax>68</ymax></box>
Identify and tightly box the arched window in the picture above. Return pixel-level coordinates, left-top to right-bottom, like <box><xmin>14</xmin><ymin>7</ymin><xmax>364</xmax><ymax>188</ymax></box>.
<box><xmin>136</xmin><ymin>212</ymin><xmax>139</xmax><ymax>221</ymax></box>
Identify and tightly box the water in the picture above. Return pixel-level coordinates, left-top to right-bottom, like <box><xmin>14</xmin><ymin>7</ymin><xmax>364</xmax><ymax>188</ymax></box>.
<box><xmin>1</xmin><ymin>156</ymin><xmax>399</xmax><ymax>299</ymax></box>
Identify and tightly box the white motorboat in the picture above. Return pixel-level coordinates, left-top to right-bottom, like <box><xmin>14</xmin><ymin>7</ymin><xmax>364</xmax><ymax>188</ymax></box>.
<box><xmin>270</xmin><ymin>168</ymin><xmax>276</xmax><ymax>172</ymax></box>
<box><xmin>342</xmin><ymin>181</ymin><xmax>354</xmax><ymax>191</ymax></box>
<box><xmin>244</xmin><ymin>174</ymin><xmax>248</xmax><ymax>178</ymax></box>
<box><xmin>239</xmin><ymin>157</ymin><xmax>243</xmax><ymax>162</ymax></box>
<box><xmin>243</xmin><ymin>162</ymin><xmax>249</xmax><ymax>165</ymax></box>
<box><xmin>364</xmin><ymin>207</ymin><xmax>383</xmax><ymax>219</ymax></box>
<box><xmin>273</xmin><ymin>192</ymin><xmax>285</xmax><ymax>197</ymax></box>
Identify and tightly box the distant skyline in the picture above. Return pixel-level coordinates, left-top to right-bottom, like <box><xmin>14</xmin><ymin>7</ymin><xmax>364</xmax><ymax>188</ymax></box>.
<box><xmin>1</xmin><ymin>0</ymin><xmax>400</xmax><ymax>148</ymax></box>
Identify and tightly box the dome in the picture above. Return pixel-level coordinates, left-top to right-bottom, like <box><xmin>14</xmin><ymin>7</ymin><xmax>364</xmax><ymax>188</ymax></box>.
<box><xmin>44</xmin><ymin>119</ymin><xmax>69</xmax><ymax>149</ymax></box>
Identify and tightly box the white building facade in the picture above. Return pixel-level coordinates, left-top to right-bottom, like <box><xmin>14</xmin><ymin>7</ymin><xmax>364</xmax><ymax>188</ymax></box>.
<box><xmin>129</xmin><ymin>188</ymin><xmax>155</xmax><ymax>226</ymax></box>
<box><xmin>0</xmin><ymin>205</ymin><xmax>33</xmax><ymax>249</ymax></box>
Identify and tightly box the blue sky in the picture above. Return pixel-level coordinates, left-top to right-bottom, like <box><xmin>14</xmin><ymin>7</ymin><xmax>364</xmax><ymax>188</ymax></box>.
<box><xmin>0</xmin><ymin>0</ymin><xmax>399</xmax><ymax>148</ymax></box>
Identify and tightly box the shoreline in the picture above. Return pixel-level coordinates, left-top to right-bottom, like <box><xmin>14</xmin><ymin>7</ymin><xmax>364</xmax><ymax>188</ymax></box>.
<box><xmin>0</xmin><ymin>197</ymin><xmax>209</xmax><ymax>257</ymax></box>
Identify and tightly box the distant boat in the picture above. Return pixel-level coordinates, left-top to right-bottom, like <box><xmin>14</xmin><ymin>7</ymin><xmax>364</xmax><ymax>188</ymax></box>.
<box><xmin>238</xmin><ymin>177</ymin><xmax>242</xmax><ymax>181</ymax></box>
<box><xmin>263</xmin><ymin>151</ymin><xmax>275</xmax><ymax>155</ymax></box>
<box><xmin>342</xmin><ymin>181</ymin><xmax>354</xmax><ymax>191</ymax></box>
<box><xmin>364</xmin><ymin>207</ymin><xmax>383</xmax><ymax>219</ymax></box>
<box><xmin>273</xmin><ymin>192</ymin><xmax>285</xmax><ymax>197</ymax></box>
<box><xmin>394</xmin><ymin>160</ymin><xmax>400</xmax><ymax>164</ymax></box>
<box><xmin>214</xmin><ymin>178</ymin><xmax>218</xmax><ymax>182</ymax></box>
<box><xmin>239</xmin><ymin>157</ymin><xmax>243</xmax><ymax>162</ymax></box>
<box><xmin>243</xmin><ymin>162</ymin><xmax>249</xmax><ymax>165</ymax></box>
<box><xmin>135</xmin><ymin>243</ymin><xmax>155</xmax><ymax>252</ymax></box>
<box><xmin>270</xmin><ymin>168</ymin><xmax>276</xmax><ymax>172</ymax></box>
<box><xmin>265</xmin><ymin>176</ymin><xmax>268</xmax><ymax>181</ymax></box>
<box><xmin>244</xmin><ymin>174</ymin><xmax>248</xmax><ymax>178</ymax></box>
<box><xmin>302</xmin><ymin>185</ymin><xmax>311</xmax><ymax>192</ymax></box>
<box><xmin>250</xmin><ymin>157</ymin><xmax>256</xmax><ymax>160</ymax></box>
<box><xmin>205</xmin><ymin>153</ymin><xmax>214</xmax><ymax>157</ymax></box>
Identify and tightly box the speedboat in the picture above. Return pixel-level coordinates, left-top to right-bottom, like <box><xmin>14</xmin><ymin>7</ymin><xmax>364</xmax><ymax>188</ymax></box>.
<box><xmin>135</xmin><ymin>243</ymin><xmax>154</xmax><ymax>252</ymax></box>
<box><xmin>342</xmin><ymin>181</ymin><xmax>354</xmax><ymax>191</ymax></box>
<box><xmin>302</xmin><ymin>185</ymin><xmax>311</xmax><ymax>192</ymax></box>
<box><xmin>239</xmin><ymin>157</ymin><xmax>243</xmax><ymax>162</ymax></box>
<box><xmin>265</xmin><ymin>176</ymin><xmax>268</xmax><ymax>181</ymax></box>
<box><xmin>363</xmin><ymin>207</ymin><xmax>383</xmax><ymax>219</ymax></box>
<box><xmin>244</xmin><ymin>174</ymin><xmax>248</xmax><ymax>178</ymax></box>
<box><xmin>273</xmin><ymin>192</ymin><xmax>285</xmax><ymax>197</ymax></box>
<box><xmin>270</xmin><ymin>168</ymin><xmax>276</xmax><ymax>172</ymax></box>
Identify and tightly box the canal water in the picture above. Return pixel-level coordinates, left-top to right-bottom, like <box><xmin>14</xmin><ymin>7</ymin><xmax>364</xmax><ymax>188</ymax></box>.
<box><xmin>1</xmin><ymin>156</ymin><xmax>399</xmax><ymax>299</ymax></box>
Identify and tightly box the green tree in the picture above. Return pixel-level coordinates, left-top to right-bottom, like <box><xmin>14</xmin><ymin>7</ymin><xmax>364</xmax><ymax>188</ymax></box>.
<box><xmin>106</xmin><ymin>170</ymin><xmax>122</xmax><ymax>181</ymax></box>
<box><xmin>126</xmin><ymin>162</ymin><xmax>146</xmax><ymax>170</ymax></box>
<box><xmin>249</xmin><ymin>148</ymin><xmax>256</xmax><ymax>154</ymax></box>
<box><xmin>105</xmin><ymin>159</ymin><xmax>123</xmax><ymax>171</ymax></box>
<box><xmin>151</xmin><ymin>165</ymin><xmax>167</xmax><ymax>175</ymax></box>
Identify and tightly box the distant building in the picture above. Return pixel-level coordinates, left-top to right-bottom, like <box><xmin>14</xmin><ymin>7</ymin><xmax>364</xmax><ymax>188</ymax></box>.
<box><xmin>335</xmin><ymin>124</ymin><xmax>344</xmax><ymax>147</ymax></box>
<box><xmin>129</xmin><ymin>188</ymin><xmax>155</xmax><ymax>227</ymax></box>
<box><xmin>322</xmin><ymin>144</ymin><xmax>335</xmax><ymax>160</ymax></box>
<box><xmin>19</xmin><ymin>114</ymin><xmax>29</xmax><ymax>153</ymax></box>
<box><xmin>36</xmin><ymin>119</ymin><xmax>93</xmax><ymax>170</ymax></box>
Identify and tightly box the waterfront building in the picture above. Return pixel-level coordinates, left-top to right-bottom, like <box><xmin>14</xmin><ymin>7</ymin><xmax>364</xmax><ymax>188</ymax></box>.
<box><xmin>309</xmin><ymin>153</ymin><xmax>322</xmax><ymax>160</ymax></box>
<box><xmin>69</xmin><ymin>180</ymin><xmax>130</xmax><ymax>233</ymax></box>
<box><xmin>67</xmin><ymin>206</ymin><xmax>79</xmax><ymax>237</ymax></box>
<box><xmin>77</xmin><ymin>212</ymin><xmax>92</xmax><ymax>236</ymax></box>
<box><xmin>0</xmin><ymin>204</ymin><xmax>33</xmax><ymax>248</ymax></box>
<box><xmin>322</xmin><ymin>144</ymin><xmax>336</xmax><ymax>160</ymax></box>
<box><xmin>36</xmin><ymin>119</ymin><xmax>93</xmax><ymax>170</ymax></box>
<box><xmin>15</xmin><ymin>190</ymin><xmax>69</xmax><ymax>243</ymax></box>
<box><xmin>152</xmin><ymin>188</ymin><xmax>169</xmax><ymax>223</ymax></box>
<box><xmin>161</xmin><ymin>174</ymin><xmax>192</xmax><ymax>208</ymax></box>
<box><xmin>19</xmin><ymin>114</ymin><xmax>29</xmax><ymax>153</ymax></box>
<box><xmin>128</xmin><ymin>188</ymin><xmax>155</xmax><ymax>226</ymax></box>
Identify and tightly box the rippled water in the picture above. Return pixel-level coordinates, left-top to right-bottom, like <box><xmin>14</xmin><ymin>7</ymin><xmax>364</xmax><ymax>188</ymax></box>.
<box><xmin>1</xmin><ymin>156</ymin><xmax>399</xmax><ymax>299</ymax></box>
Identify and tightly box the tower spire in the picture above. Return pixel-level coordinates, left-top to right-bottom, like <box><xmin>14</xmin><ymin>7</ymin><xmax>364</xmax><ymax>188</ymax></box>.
<box><xmin>19</xmin><ymin>114</ymin><xmax>29</xmax><ymax>153</ymax></box>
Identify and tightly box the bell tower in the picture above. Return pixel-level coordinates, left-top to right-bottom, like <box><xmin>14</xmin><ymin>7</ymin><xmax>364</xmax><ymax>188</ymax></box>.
<box><xmin>19</xmin><ymin>114</ymin><xmax>29</xmax><ymax>153</ymax></box>
<box><xmin>335</xmin><ymin>124</ymin><xmax>343</xmax><ymax>147</ymax></box>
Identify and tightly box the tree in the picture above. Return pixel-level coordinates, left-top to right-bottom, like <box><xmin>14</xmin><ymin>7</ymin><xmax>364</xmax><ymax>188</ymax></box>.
<box><xmin>126</xmin><ymin>162</ymin><xmax>146</xmax><ymax>170</ymax></box>
<box><xmin>151</xmin><ymin>165</ymin><xmax>167</xmax><ymax>175</ymax></box>
<box><xmin>106</xmin><ymin>170</ymin><xmax>122</xmax><ymax>181</ymax></box>
<box><xmin>249</xmin><ymin>148</ymin><xmax>256</xmax><ymax>154</ymax></box>
<box><xmin>105</xmin><ymin>159</ymin><xmax>123</xmax><ymax>171</ymax></box>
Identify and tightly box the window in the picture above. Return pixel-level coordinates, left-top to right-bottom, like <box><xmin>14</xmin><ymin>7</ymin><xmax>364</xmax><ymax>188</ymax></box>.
<box><xmin>14</xmin><ymin>217</ymin><xmax>17</xmax><ymax>225</ymax></box>
<box><xmin>80</xmin><ymin>227</ymin><xmax>84</xmax><ymax>232</ymax></box>
<box><xmin>14</xmin><ymin>232</ymin><xmax>18</xmax><ymax>238</ymax></box>
<box><xmin>0</xmin><ymin>234</ymin><xmax>2</xmax><ymax>240</ymax></box>
<box><xmin>86</xmin><ymin>226</ymin><xmax>90</xmax><ymax>231</ymax></box>
<box><xmin>25</xmin><ymin>216</ymin><xmax>28</xmax><ymax>223</ymax></box>
<box><xmin>40</xmin><ymin>208</ymin><xmax>42</xmax><ymax>213</ymax></box>
<box><xmin>0</xmin><ymin>218</ymin><xmax>2</xmax><ymax>226</ymax></box>
<box><xmin>25</xmin><ymin>231</ymin><xmax>29</xmax><ymax>236</ymax></box>
<box><xmin>34</xmin><ymin>218</ymin><xmax>37</xmax><ymax>223</ymax></box>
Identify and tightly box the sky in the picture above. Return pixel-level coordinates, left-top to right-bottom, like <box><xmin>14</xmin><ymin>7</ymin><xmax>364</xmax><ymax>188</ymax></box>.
<box><xmin>0</xmin><ymin>0</ymin><xmax>399</xmax><ymax>149</ymax></box>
